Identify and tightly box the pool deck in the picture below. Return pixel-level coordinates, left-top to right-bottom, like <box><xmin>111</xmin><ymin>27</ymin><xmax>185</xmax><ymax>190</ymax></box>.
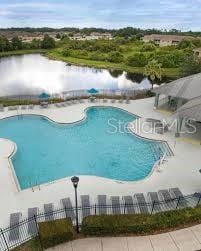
<box><xmin>0</xmin><ymin>97</ymin><xmax>201</xmax><ymax>227</ymax></box>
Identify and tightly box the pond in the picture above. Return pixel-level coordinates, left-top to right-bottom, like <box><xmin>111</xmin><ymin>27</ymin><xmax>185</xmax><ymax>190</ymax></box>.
<box><xmin>0</xmin><ymin>54</ymin><xmax>153</xmax><ymax>97</ymax></box>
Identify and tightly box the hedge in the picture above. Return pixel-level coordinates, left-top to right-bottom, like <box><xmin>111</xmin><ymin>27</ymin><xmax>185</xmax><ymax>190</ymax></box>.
<box><xmin>39</xmin><ymin>218</ymin><xmax>75</xmax><ymax>249</ymax></box>
<box><xmin>82</xmin><ymin>206</ymin><xmax>201</xmax><ymax>236</ymax></box>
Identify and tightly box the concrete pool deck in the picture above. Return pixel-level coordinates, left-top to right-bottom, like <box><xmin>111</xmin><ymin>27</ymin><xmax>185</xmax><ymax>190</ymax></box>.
<box><xmin>0</xmin><ymin>97</ymin><xmax>201</xmax><ymax>227</ymax></box>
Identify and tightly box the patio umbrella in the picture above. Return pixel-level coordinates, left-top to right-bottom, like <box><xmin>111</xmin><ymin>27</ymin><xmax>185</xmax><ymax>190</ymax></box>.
<box><xmin>87</xmin><ymin>88</ymin><xmax>99</xmax><ymax>95</ymax></box>
<box><xmin>38</xmin><ymin>92</ymin><xmax>50</xmax><ymax>100</ymax></box>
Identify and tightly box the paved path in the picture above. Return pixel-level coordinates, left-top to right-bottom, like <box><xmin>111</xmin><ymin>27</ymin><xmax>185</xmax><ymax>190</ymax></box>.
<box><xmin>46</xmin><ymin>224</ymin><xmax>201</xmax><ymax>251</ymax></box>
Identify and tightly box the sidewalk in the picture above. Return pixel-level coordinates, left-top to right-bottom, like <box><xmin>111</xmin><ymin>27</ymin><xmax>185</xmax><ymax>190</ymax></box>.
<box><xmin>46</xmin><ymin>224</ymin><xmax>201</xmax><ymax>251</ymax></box>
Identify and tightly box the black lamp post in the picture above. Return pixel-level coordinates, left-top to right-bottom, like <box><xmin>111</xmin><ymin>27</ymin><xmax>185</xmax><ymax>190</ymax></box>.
<box><xmin>71</xmin><ymin>176</ymin><xmax>79</xmax><ymax>233</ymax></box>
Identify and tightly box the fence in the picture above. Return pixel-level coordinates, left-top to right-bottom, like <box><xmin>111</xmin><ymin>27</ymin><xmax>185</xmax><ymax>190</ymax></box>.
<box><xmin>0</xmin><ymin>192</ymin><xmax>201</xmax><ymax>250</ymax></box>
<box><xmin>0</xmin><ymin>88</ymin><xmax>150</xmax><ymax>101</ymax></box>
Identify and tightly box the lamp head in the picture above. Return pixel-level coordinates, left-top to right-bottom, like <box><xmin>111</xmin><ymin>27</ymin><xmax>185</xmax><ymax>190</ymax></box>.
<box><xmin>71</xmin><ymin>176</ymin><xmax>79</xmax><ymax>188</ymax></box>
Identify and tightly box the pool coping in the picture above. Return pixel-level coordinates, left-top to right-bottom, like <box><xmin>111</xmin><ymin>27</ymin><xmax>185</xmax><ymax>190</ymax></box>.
<box><xmin>0</xmin><ymin>104</ymin><xmax>174</xmax><ymax>192</ymax></box>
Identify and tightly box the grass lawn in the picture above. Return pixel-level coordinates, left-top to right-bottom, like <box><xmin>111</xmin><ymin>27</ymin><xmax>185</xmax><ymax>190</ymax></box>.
<box><xmin>13</xmin><ymin>238</ymin><xmax>42</xmax><ymax>251</ymax></box>
<box><xmin>47</xmin><ymin>49</ymin><xmax>180</xmax><ymax>79</ymax></box>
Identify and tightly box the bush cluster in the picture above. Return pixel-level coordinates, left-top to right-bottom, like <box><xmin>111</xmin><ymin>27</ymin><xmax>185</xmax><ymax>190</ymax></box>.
<box><xmin>82</xmin><ymin>206</ymin><xmax>201</xmax><ymax>236</ymax></box>
<box><xmin>38</xmin><ymin>218</ymin><xmax>75</xmax><ymax>249</ymax></box>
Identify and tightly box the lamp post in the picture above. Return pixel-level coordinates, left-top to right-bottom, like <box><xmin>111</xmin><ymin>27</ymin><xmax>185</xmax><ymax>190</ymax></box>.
<box><xmin>71</xmin><ymin>176</ymin><xmax>79</xmax><ymax>233</ymax></box>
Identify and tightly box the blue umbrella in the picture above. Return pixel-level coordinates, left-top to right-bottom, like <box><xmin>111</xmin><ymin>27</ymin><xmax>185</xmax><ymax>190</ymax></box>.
<box><xmin>38</xmin><ymin>92</ymin><xmax>50</xmax><ymax>99</ymax></box>
<box><xmin>87</xmin><ymin>88</ymin><xmax>99</xmax><ymax>94</ymax></box>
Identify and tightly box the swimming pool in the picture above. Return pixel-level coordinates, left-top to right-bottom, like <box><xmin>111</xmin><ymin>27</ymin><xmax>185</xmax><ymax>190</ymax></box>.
<box><xmin>0</xmin><ymin>107</ymin><xmax>171</xmax><ymax>189</ymax></box>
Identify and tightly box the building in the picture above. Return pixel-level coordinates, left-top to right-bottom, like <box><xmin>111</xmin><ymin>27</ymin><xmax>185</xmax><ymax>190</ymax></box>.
<box><xmin>143</xmin><ymin>34</ymin><xmax>194</xmax><ymax>47</ymax></box>
<box><xmin>194</xmin><ymin>48</ymin><xmax>201</xmax><ymax>58</ymax></box>
<box><xmin>153</xmin><ymin>73</ymin><xmax>201</xmax><ymax>137</ymax></box>
<box><xmin>153</xmin><ymin>73</ymin><xmax>201</xmax><ymax>109</ymax></box>
<box><xmin>71</xmin><ymin>32</ymin><xmax>113</xmax><ymax>41</ymax></box>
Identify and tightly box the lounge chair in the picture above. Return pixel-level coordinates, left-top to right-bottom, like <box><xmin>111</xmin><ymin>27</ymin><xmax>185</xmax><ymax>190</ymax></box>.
<box><xmin>21</xmin><ymin>105</ymin><xmax>27</xmax><ymax>110</ymax></box>
<box><xmin>158</xmin><ymin>190</ymin><xmax>176</xmax><ymax>210</ymax></box>
<box><xmin>44</xmin><ymin>203</ymin><xmax>54</xmax><ymax>221</ymax></box>
<box><xmin>122</xmin><ymin>196</ymin><xmax>136</xmax><ymax>214</ymax></box>
<box><xmin>126</xmin><ymin>98</ymin><xmax>130</xmax><ymax>104</ymax></box>
<box><xmin>8</xmin><ymin>106</ymin><xmax>18</xmax><ymax>111</ymax></box>
<box><xmin>55</xmin><ymin>103</ymin><xmax>62</xmax><ymax>108</ymax></box>
<box><xmin>103</xmin><ymin>98</ymin><xmax>108</xmax><ymax>103</ymax></box>
<box><xmin>111</xmin><ymin>196</ymin><xmax>121</xmax><ymax>214</ymax></box>
<box><xmin>97</xmin><ymin>195</ymin><xmax>107</xmax><ymax>215</ymax></box>
<box><xmin>27</xmin><ymin>208</ymin><xmax>38</xmax><ymax>235</ymax></box>
<box><xmin>28</xmin><ymin>104</ymin><xmax>34</xmax><ymax>109</ymax></box>
<box><xmin>61</xmin><ymin>198</ymin><xmax>75</xmax><ymax>221</ymax></box>
<box><xmin>169</xmin><ymin>188</ymin><xmax>189</xmax><ymax>208</ymax></box>
<box><xmin>111</xmin><ymin>99</ymin><xmax>115</xmax><ymax>103</ymax></box>
<box><xmin>81</xmin><ymin>195</ymin><xmax>90</xmax><ymax>218</ymax></box>
<box><xmin>147</xmin><ymin>192</ymin><xmax>162</xmax><ymax>212</ymax></box>
<box><xmin>0</xmin><ymin>104</ymin><xmax>4</xmax><ymax>112</ymax></box>
<box><xmin>119</xmin><ymin>98</ymin><xmax>123</xmax><ymax>103</ymax></box>
<box><xmin>135</xmin><ymin>193</ymin><xmax>149</xmax><ymax>214</ymax></box>
<box><xmin>9</xmin><ymin>212</ymin><xmax>22</xmax><ymax>241</ymax></box>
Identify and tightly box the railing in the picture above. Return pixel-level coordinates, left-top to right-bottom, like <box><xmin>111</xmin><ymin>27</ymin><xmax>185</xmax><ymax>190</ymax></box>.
<box><xmin>0</xmin><ymin>192</ymin><xmax>201</xmax><ymax>250</ymax></box>
<box><xmin>0</xmin><ymin>88</ymin><xmax>150</xmax><ymax>101</ymax></box>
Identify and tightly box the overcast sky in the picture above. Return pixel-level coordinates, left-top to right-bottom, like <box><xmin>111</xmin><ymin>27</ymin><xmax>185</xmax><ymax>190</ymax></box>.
<box><xmin>0</xmin><ymin>0</ymin><xmax>200</xmax><ymax>30</ymax></box>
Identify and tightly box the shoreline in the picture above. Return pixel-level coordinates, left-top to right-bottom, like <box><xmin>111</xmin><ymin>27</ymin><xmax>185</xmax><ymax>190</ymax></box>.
<box><xmin>47</xmin><ymin>49</ymin><xmax>180</xmax><ymax>79</ymax></box>
<box><xmin>0</xmin><ymin>49</ymin><xmax>49</xmax><ymax>58</ymax></box>
<box><xmin>0</xmin><ymin>48</ymin><xmax>181</xmax><ymax>79</ymax></box>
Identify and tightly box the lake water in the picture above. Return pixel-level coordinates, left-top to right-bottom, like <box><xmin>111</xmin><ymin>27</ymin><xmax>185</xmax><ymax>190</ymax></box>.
<box><xmin>0</xmin><ymin>54</ymin><xmax>152</xmax><ymax>97</ymax></box>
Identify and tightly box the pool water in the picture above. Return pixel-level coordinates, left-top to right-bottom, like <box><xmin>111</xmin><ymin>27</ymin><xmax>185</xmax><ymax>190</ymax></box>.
<box><xmin>0</xmin><ymin>107</ymin><xmax>169</xmax><ymax>189</ymax></box>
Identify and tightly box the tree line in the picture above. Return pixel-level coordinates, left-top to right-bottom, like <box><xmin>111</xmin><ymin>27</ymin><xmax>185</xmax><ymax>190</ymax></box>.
<box><xmin>60</xmin><ymin>37</ymin><xmax>201</xmax><ymax>69</ymax></box>
<box><xmin>0</xmin><ymin>35</ymin><xmax>56</xmax><ymax>52</ymax></box>
<box><xmin>1</xmin><ymin>27</ymin><xmax>201</xmax><ymax>37</ymax></box>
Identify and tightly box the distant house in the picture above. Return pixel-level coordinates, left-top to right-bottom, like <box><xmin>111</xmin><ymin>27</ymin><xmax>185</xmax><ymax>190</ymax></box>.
<box><xmin>194</xmin><ymin>48</ymin><xmax>201</xmax><ymax>58</ymax></box>
<box><xmin>71</xmin><ymin>32</ymin><xmax>113</xmax><ymax>41</ymax></box>
<box><xmin>143</xmin><ymin>34</ymin><xmax>194</xmax><ymax>46</ymax></box>
<box><xmin>87</xmin><ymin>32</ymin><xmax>112</xmax><ymax>40</ymax></box>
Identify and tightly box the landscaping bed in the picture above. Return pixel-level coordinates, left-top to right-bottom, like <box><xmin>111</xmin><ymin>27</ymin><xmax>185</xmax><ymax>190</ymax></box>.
<box><xmin>82</xmin><ymin>206</ymin><xmax>201</xmax><ymax>236</ymax></box>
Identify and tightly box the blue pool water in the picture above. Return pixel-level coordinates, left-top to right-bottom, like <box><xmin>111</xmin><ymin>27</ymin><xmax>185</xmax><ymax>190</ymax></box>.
<box><xmin>0</xmin><ymin>107</ymin><xmax>169</xmax><ymax>189</ymax></box>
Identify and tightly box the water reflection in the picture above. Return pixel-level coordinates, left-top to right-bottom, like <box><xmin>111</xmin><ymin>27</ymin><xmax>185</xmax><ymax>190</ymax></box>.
<box><xmin>0</xmin><ymin>54</ymin><xmax>152</xmax><ymax>96</ymax></box>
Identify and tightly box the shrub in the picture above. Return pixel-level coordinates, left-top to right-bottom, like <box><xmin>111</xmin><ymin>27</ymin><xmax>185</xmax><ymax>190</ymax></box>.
<box><xmin>127</xmin><ymin>53</ymin><xmax>148</xmax><ymax>67</ymax></box>
<box><xmin>39</xmin><ymin>218</ymin><xmax>75</xmax><ymax>249</ymax></box>
<box><xmin>108</xmin><ymin>51</ymin><xmax>124</xmax><ymax>63</ymax></box>
<box><xmin>141</xmin><ymin>43</ymin><xmax>156</xmax><ymax>52</ymax></box>
<box><xmin>82</xmin><ymin>206</ymin><xmax>201</xmax><ymax>236</ymax></box>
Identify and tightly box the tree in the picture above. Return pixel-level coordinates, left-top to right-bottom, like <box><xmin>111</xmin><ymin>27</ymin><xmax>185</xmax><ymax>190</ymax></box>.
<box><xmin>11</xmin><ymin>36</ymin><xmax>23</xmax><ymax>50</ymax></box>
<box><xmin>108</xmin><ymin>51</ymin><xmax>124</xmax><ymax>63</ymax></box>
<box><xmin>141</xmin><ymin>43</ymin><xmax>156</xmax><ymax>52</ymax></box>
<box><xmin>56</xmin><ymin>33</ymin><xmax>61</xmax><ymax>39</ymax></box>
<box><xmin>180</xmin><ymin>54</ymin><xmax>201</xmax><ymax>76</ymax></box>
<box><xmin>177</xmin><ymin>39</ymin><xmax>193</xmax><ymax>49</ymax></box>
<box><xmin>127</xmin><ymin>53</ymin><xmax>148</xmax><ymax>67</ymax></box>
<box><xmin>144</xmin><ymin>60</ymin><xmax>162</xmax><ymax>89</ymax></box>
<box><xmin>41</xmin><ymin>35</ymin><xmax>56</xmax><ymax>49</ymax></box>
<box><xmin>0</xmin><ymin>36</ymin><xmax>10</xmax><ymax>52</ymax></box>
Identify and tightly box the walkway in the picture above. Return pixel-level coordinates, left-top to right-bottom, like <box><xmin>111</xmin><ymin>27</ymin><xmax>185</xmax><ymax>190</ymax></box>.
<box><xmin>0</xmin><ymin>98</ymin><xmax>201</xmax><ymax>228</ymax></box>
<box><xmin>47</xmin><ymin>225</ymin><xmax>201</xmax><ymax>251</ymax></box>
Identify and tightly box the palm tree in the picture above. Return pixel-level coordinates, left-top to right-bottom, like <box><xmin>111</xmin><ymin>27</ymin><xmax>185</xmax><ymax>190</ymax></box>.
<box><xmin>144</xmin><ymin>59</ymin><xmax>162</xmax><ymax>89</ymax></box>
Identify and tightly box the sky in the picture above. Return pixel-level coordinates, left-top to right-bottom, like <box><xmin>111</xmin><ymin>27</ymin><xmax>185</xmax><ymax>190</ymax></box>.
<box><xmin>0</xmin><ymin>0</ymin><xmax>200</xmax><ymax>30</ymax></box>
